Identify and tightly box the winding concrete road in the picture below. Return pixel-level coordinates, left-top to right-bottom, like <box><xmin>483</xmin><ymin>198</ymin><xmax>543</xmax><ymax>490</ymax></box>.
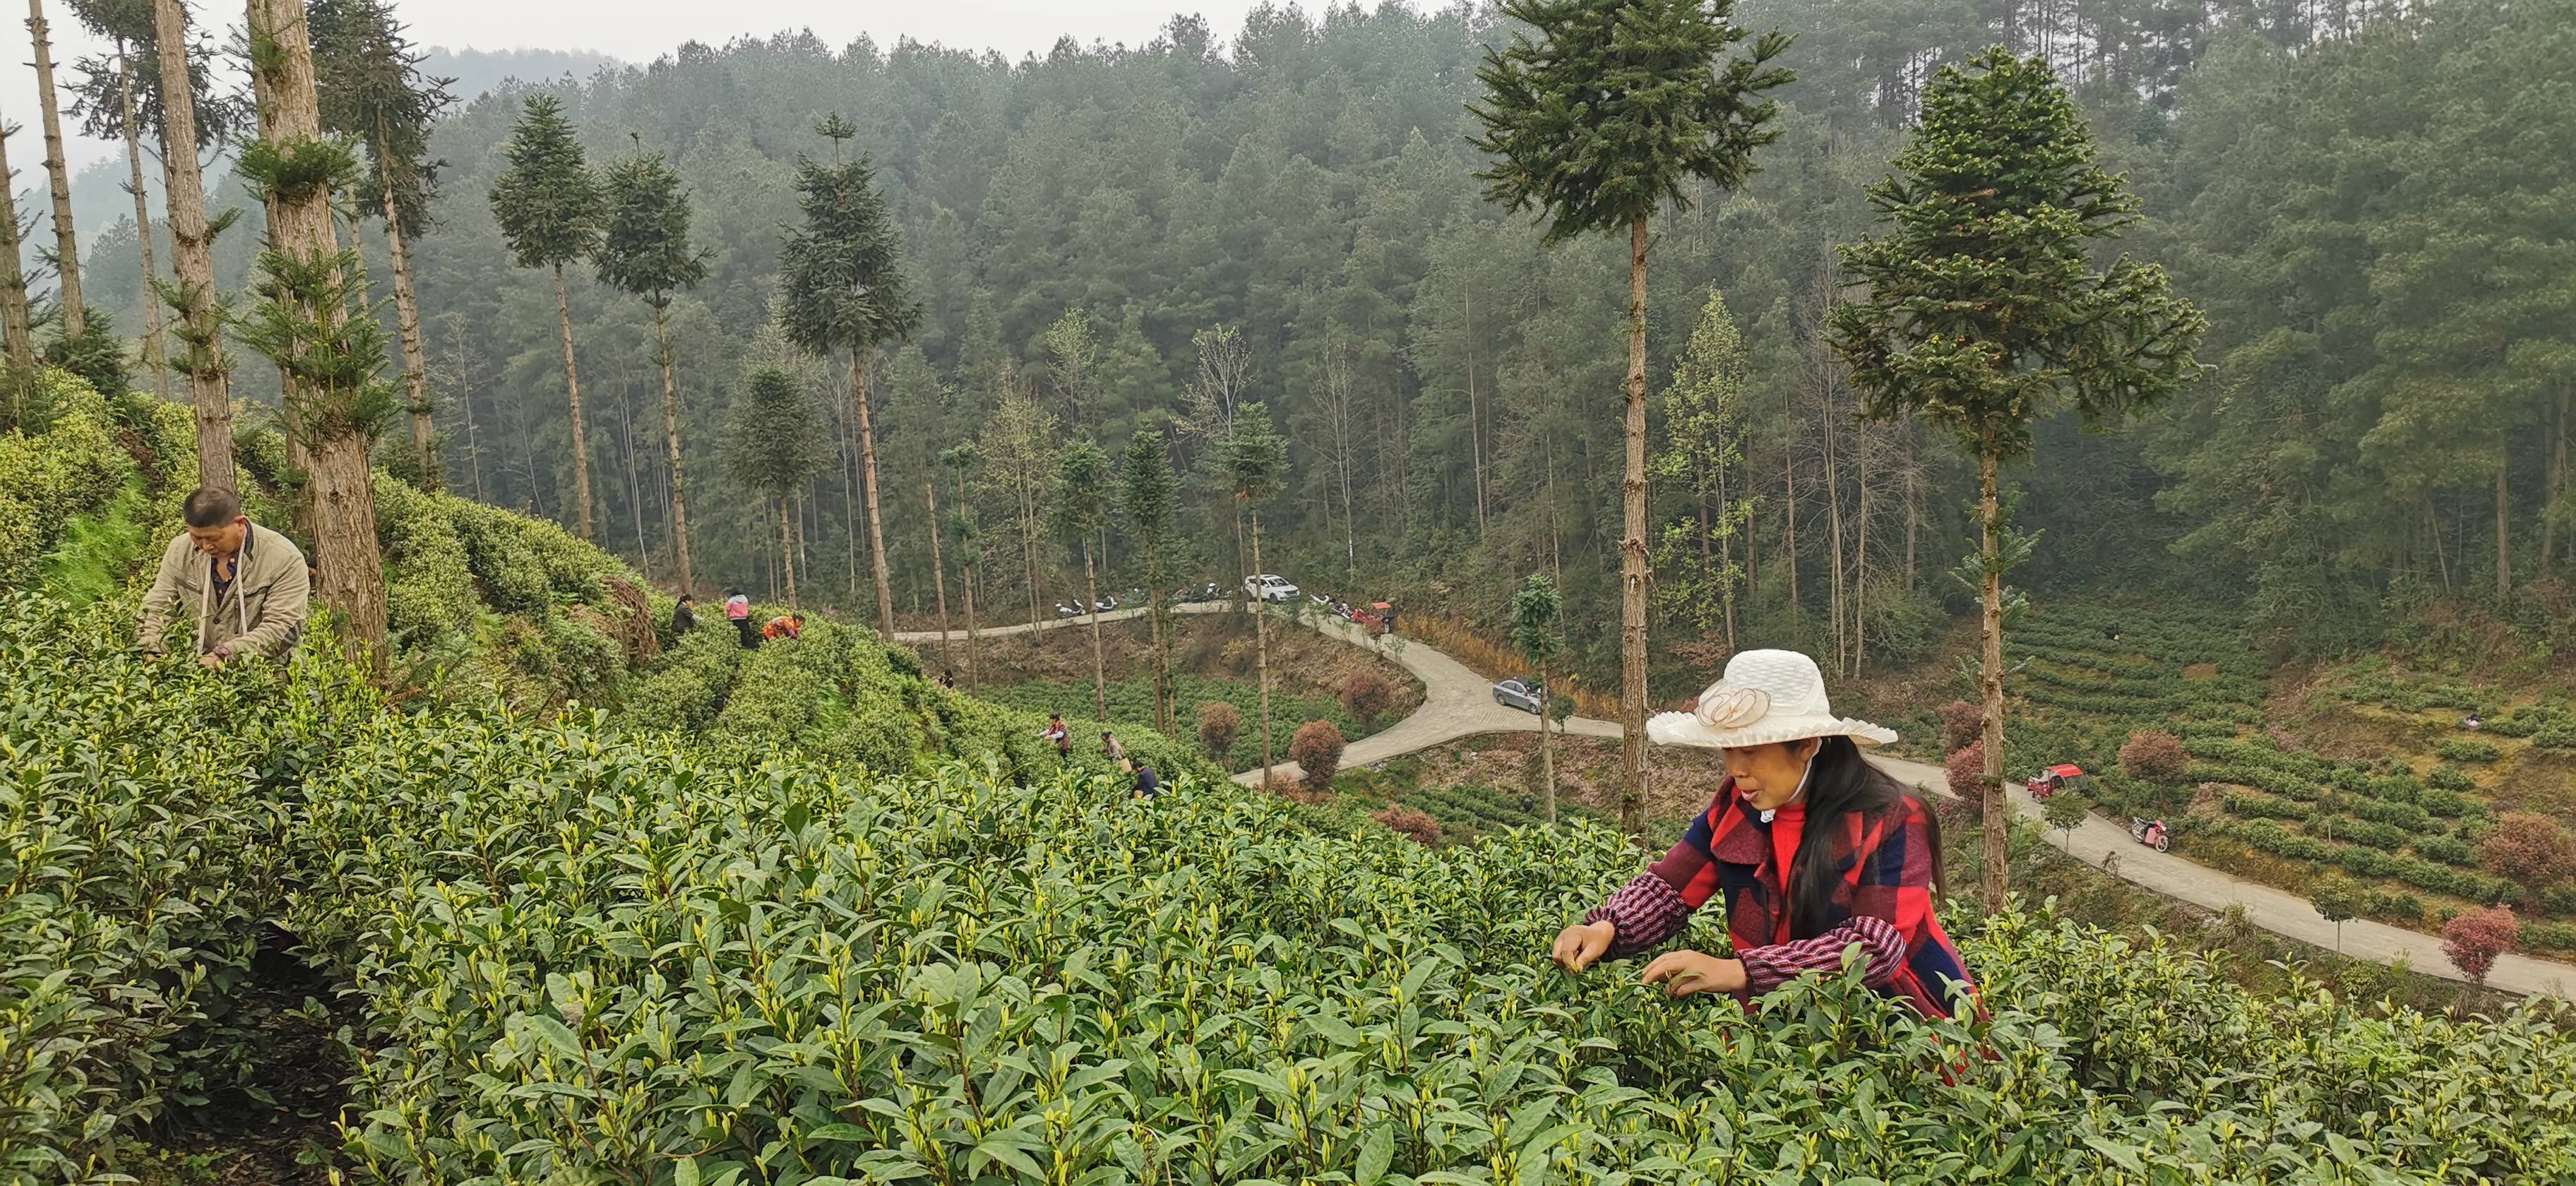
<box><xmin>896</xmin><ymin>604</ymin><xmax>2572</xmax><ymax>998</ymax></box>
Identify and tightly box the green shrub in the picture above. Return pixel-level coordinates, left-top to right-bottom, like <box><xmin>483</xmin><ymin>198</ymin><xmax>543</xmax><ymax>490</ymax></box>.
<box><xmin>2424</xmin><ymin>766</ymin><xmax>2476</xmax><ymax>795</ymax></box>
<box><xmin>2433</xmin><ymin>737</ymin><xmax>2500</xmax><ymax>764</ymax></box>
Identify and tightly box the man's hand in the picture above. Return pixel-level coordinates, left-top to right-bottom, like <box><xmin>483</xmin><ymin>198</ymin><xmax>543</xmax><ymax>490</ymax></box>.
<box><xmin>1551</xmin><ymin>919</ymin><xmax>1616</xmax><ymax>973</ymax></box>
<box><xmin>197</xmin><ymin>650</ymin><xmax>227</xmax><ymax>669</ymax></box>
<box><xmin>1638</xmin><ymin>950</ymin><xmax>1747</xmax><ymax>998</ymax></box>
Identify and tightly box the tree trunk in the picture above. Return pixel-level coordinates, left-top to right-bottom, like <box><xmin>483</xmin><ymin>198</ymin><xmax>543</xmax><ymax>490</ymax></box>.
<box><xmin>153</xmin><ymin>0</ymin><xmax>232</xmax><ymax>491</ymax></box>
<box><xmin>1618</xmin><ymin>217</ymin><xmax>1652</xmax><ymax>839</ymax></box>
<box><xmin>1149</xmin><ymin>580</ymin><xmax>1170</xmax><ymax>733</ymax></box>
<box><xmin>246</xmin><ymin>0</ymin><xmax>381</xmax><ymax>668</ymax></box>
<box><xmin>1467</xmin><ymin>287</ymin><xmax>1488</xmax><ymax>532</ymax></box>
<box><xmin>1540</xmin><ymin>652</ymin><xmax>1556</xmax><ymax>825</ymax></box>
<box><xmin>117</xmin><ymin>54</ymin><xmax>169</xmax><ymax>404</ymax></box>
<box><xmin>962</xmin><ymin>561</ymin><xmax>980</xmax><ymax>690</ymax></box>
<box><xmin>2545</xmin><ymin>389</ymin><xmax>2566</xmax><ymax>573</ymax></box>
<box><xmin>1083</xmin><ymin>544</ymin><xmax>1107</xmax><ymax>723</ymax></box>
<box><xmin>1784</xmin><ymin>443</ymin><xmax>1800</xmax><ymax>609</ymax></box>
<box><xmin>1717</xmin><ymin>450</ymin><xmax>1736</xmax><ymax>650</ymax></box>
<box><xmin>554</xmin><ymin>263</ymin><xmax>594</xmax><ymax>539</ymax></box>
<box><xmin>779</xmin><ymin>496</ymin><xmax>799</xmax><ymax>607</ymax></box>
<box><xmin>2496</xmin><ymin>462</ymin><xmax>2510</xmax><ymax>596</ymax></box>
<box><xmin>1824</xmin><ymin>385</ymin><xmax>1847</xmax><ymax>674</ymax></box>
<box><xmin>652</xmin><ymin>304</ymin><xmax>693</xmax><ymax>592</ymax></box>
<box><xmin>381</xmin><ymin>159</ymin><xmax>436</xmax><ymax>488</ymax></box>
<box><xmin>28</xmin><ymin>0</ymin><xmax>81</xmax><ymax>338</ymax></box>
<box><xmin>1021</xmin><ymin>472</ymin><xmax>1043</xmax><ymax>625</ymax></box>
<box><xmin>925</xmin><ymin>481</ymin><xmax>950</xmax><ymax>652</ymax></box>
<box><xmin>1977</xmin><ymin>443</ymin><xmax>2009</xmax><ymax>909</ymax></box>
<box><xmin>0</xmin><ymin>101</ymin><xmax>37</xmax><ymax>395</ymax></box>
<box><xmin>1854</xmin><ymin>426</ymin><xmax>1873</xmax><ymax>676</ymax></box>
<box><xmin>847</xmin><ymin>351</ymin><xmax>894</xmax><ymax>637</ymax></box>
<box><xmin>1251</xmin><ymin>506</ymin><xmax>1275</xmax><ymax>789</ymax></box>
<box><xmin>1904</xmin><ymin>434</ymin><xmax>1920</xmax><ymax>591</ymax></box>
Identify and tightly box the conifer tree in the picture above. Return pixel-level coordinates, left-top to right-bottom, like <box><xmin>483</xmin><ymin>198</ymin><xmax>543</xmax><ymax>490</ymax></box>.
<box><xmin>309</xmin><ymin>0</ymin><xmax>453</xmax><ymax>486</ymax></box>
<box><xmin>779</xmin><ymin>113</ymin><xmax>919</xmax><ymax>637</ymax></box>
<box><xmin>146</xmin><ymin>0</ymin><xmax>235</xmax><ymax>491</ymax></box>
<box><xmin>1830</xmin><ymin>49</ymin><xmax>2205</xmax><ymax>907</ymax></box>
<box><xmin>724</xmin><ymin>365</ymin><xmax>829</xmax><ymax>606</ymax></box>
<box><xmin>597</xmin><ymin>141</ymin><xmax>710</xmax><ymax>591</ymax></box>
<box><xmin>1513</xmin><ymin>571</ymin><xmax>1564</xmax><ymax>823</ymax></box>
<box><xmin>489</xmin><ymin>93</ymin><xmax>602</xmax><ymax>538</ymax></box>
<box><xmin>941</xmin><ymin>441</ymin><xmax>982</xmax><ymax>688</ymax></box>
<box><xmin>238</xmin><ymin>0</ymin><xmax>393</xmax><ymax>666</ymax></box>
<box><xmin>1472</xmin><ymin>0</ymin><xmax>1793</xmax><ymax>837</ymax></box>
<box><xmin>1053</xmin><ymin>438</ymin><xmax>1114</xmax><ymax>723</ymax></box>
<box><xmin>1652</xmin><ymin>290</ymin><xmax>1754</xmax><ymax>651</ymax></box>
<box><xmin>26</xmin><ymin>0</ymin><xmax>84</xmax><ymax>339</ymax></box>
<box><xmin>1222</xmin><ymin>402</ymin><xmax>1287</xmax><ymax>786</ymax></box>
<box><xmin>1120</xmin><ymin>427</ymin><xmax>1179</xmax><ymax>733</ymax></box>
<box><xmin>66</xmin><ymin>0</ymin><xmax>168</xmax><ymax>401</ymax></box>
<box><xmin>0</xmin><ymin>116</ymin><xmax>36</xmax><ymax>398</ymax></box>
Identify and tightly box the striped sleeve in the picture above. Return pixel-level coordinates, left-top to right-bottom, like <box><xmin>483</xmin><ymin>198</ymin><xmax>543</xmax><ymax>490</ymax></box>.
<box><xmin>1582</xmin><ymin>801</ymin><xmax>1724</xmax><ymax>958</ymax></box>
<box><xmin>1738</xmin><ymin>914</ymin><xmax>1908</xmax><ymax>993</ymax></box>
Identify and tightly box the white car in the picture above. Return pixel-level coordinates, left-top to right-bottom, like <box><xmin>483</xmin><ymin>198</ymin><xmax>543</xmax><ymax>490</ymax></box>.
<box><xmin>1244</xmin><ymin>573</ymin><xmax>1300</xmax><ymax>603</ymax></box>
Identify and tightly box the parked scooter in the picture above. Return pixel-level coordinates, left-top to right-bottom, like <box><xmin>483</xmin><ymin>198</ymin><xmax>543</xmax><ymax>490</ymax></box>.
<box><xmin>1054</xmin><ymin>601</ymin><xmax>1083</xmax><ymax>618</ymax></box>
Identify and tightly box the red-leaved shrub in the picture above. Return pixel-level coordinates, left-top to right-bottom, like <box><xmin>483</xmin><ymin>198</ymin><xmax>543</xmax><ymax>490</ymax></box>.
<box><xmin>1340</xmin><ymin>671</ymin><xmax>1396</xmax><ymax>732</ymax></box>
<box><xmin>2118</xmin><ymin>730</ymin><xmax>2189</xmax><ymax>784</ymax></box>
<box><xmin>1196</xmin><ymin>702</ymin><xmax>1241</xmax><ymax>757</ymax></box>
<box><xmin>1939</xmin><ymin>700</ymin><xmax>1982</xmax><ymax>750</ymax></box>
<box><xmin>2441</xmin><ymin>905</ymin><xmax>2520</xmax><ymax>985</ymax></box>
<box><xmin>1371</xmin><ymin>804</ymin><xmax>1443</xmax><ymax>847</ymax></box>
<box><xmin>1945</xmin><ymin>740</ymin><xmax>1989</xmax><ymax>801</ymax></box>
<box><xmin>1291</xmin><ymin>720</ymin><xmax>1347</xmax><ymax>790</ymax></box>
<box><xmin>2481</xmin><ymin>813</ymin><xmax>2576</xmax><ymax>908</ymax></box>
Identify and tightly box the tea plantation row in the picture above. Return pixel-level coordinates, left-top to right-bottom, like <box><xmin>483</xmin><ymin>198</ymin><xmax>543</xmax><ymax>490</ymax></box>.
<box><xmin>8</xmin><ymin>595</ymin><xmax>2576</xmax><ymax>1185</ymax></box>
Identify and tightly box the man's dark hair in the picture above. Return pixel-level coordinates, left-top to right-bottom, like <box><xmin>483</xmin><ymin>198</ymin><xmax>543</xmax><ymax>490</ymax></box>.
<box><xmin>677</xmin><ymin>593</ymin><xmax>695</xmax><ymax>604</ymax></box>
<box><xmin>1102</xmin><ymin>731</ymin><xmax>1114</xmax><ymax>741</ymax></box>
<box><xmin>182</xmin><ymin>487</ymin><xmax>242</xmax><ymax>528</ymax></box>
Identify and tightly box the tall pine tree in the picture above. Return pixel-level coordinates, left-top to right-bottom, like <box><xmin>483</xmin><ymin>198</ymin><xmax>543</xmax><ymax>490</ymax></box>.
<box><xmin>1831</xmin><ymin>49</ymin><xmax>2205</xmax><ymax>906</ymax></box>
<box><xmin>724</xmin><ymin>365</ymin><xmax>830</xmax><ymax>606</ymax></box>
<box><xmin>597</xmin><ymin>142</ymin><xmax>710</xmax><ymax>592</ymax></box>
<box><xmin>147</xmin><ymin>0</ymin><xmax>236</xmax><ymax>490</ymax></box>
<box><xmin>1472</xmin><ymin>0</ymin><xmax>1792</xmax><ymax>837</ymax></box>
<box><xmin>778</xmin><ymin>114</ymin><xmax>920</xmax><ymax>637</ymax></box>
<box><xmin>1052</xmin><ymin>438</ymin><xmax>1114</xmax><ymax>723</ymax></box>
<box><xmin>310</xmin><ymin>0</ymin><xmax>453</xmax><ymax>486</ymax></box>
<box><xmin>1120</xmin><ymin>427</ymin><xmax>1179</xmax><ymax>733</ymax></box>
<box><xmin>238</xmin><ymin>0</ymin><xmax>394</xmax><ymax>666</ymax></box>
<box><xmin>1222</xmin><ymin>402</ymin><xmax>1288</xmax><ymax>787</ymax></box>
<box><xmin>489</xmin><ymin>94</ymin><xmax>602</xmax><ymax>539</ymax></box>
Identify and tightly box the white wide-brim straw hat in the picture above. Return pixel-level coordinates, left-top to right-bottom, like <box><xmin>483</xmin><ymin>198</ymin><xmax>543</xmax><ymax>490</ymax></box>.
<box><xmin>1645</xmin><ymin>649</ymin><xmax>1899</xmax><ymax>750</ymax></box>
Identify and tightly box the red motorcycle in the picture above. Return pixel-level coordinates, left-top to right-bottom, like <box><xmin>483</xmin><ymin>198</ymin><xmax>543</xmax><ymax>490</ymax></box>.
<box><xmin>2128</xmin><ymin>817</ymin><xmax>2171</xmax><ymax>853</ymax></box>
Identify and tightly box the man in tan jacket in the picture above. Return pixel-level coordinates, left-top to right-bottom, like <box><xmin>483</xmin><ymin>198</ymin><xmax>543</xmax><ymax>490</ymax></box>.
<box><xmin>140</xmin><ymin>487</ymin><xmax>309</xmax><ymax>666</ymax></box>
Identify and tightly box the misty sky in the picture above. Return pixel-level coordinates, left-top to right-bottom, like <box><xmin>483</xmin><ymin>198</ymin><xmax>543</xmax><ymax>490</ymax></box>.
<box><xmin>4</xmin><ymin>0</ymin><xmax>1270</xmax><ymax>179</ymax></box>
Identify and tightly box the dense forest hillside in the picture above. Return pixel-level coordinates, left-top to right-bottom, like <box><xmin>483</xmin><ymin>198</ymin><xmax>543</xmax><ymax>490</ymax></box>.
<box><xmin>71</xmin><ymin>0</ymin><xmax>2573</xmax><ymax>693</ymax></box>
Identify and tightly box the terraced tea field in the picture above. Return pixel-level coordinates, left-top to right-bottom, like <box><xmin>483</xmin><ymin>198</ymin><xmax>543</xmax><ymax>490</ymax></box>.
<box><xmin>2007</xmin><ymin>605</ymin><xmax>2573</xmax><ymax>954</ymax></box>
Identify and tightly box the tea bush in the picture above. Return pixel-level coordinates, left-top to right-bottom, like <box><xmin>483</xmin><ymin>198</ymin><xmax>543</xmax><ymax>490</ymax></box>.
<box><xmin>2433</xmin><ymin>737</ymin><xmax>2500</xmax><ymax>764</ymax></box>
<box><xmin>8</xmin><ymin>580</ymin><xmax>2576</xmax><ymax>1182</ymax></box>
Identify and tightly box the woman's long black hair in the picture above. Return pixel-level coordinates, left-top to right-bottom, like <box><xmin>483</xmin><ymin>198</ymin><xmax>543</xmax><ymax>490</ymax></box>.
<box><xmin>1785</xmin><ymin>736</ymin><xmax>1947</xmax><ymax>939</ymax></box>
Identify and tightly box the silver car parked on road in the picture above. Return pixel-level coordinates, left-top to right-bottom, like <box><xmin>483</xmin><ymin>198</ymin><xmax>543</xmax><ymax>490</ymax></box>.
<box><xmin>1492</xmin><ymin>678</ymin><xmax>1547</xmax><ymax>714</ymax></box>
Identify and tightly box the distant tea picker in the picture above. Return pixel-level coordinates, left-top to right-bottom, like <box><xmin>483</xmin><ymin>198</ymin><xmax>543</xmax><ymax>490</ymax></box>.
<box><xmin>1551</xmin><ymin>649</ymin><xmax>1976</xmax><ymax>1019</ymax></box>
<box><xmin>138</xmin><ymin>488</ymin><xmax>310</xmax><ymax>666</ymax></box>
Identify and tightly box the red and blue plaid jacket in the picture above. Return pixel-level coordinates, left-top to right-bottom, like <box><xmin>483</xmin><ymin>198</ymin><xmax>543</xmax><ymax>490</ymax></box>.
<box><xmin>1585</xmin><ymin>781</ymin><xmax>1975</xmax><ymax>1018</ymax></box>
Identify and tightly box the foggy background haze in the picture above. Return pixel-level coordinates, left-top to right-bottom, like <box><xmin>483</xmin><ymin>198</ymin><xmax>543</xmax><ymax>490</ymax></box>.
<box><xmin>3</xmin><ymin>0</ymin><xmax>1269</xmax><ymax>187</ymax></box>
